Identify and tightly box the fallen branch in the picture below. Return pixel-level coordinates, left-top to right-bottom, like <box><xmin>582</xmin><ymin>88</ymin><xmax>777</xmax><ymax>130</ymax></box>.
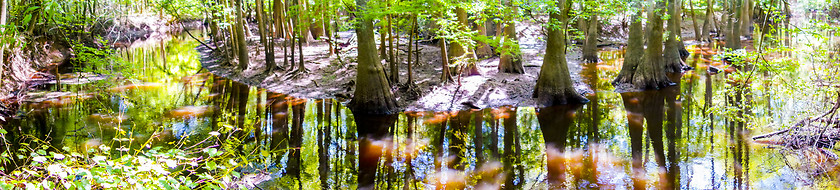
<box><xmin>752</xmin><ymin>128</ymin><xmax>790</xmax><ymax>140</ymax></box>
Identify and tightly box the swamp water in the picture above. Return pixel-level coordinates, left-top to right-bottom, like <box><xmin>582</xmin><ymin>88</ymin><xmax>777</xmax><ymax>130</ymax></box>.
<box><xmin>2</xmin><ymin>31</ymin><xmax>835</xmax><ymax>189</ymax></box>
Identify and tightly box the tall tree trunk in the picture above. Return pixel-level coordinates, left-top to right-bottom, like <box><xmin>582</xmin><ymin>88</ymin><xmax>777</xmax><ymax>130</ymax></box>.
<box><xmin>276</xmin><ymin>0</ymin><xmax>290</xmax><ymax>69</ymax></box>
<box><xmin>676</xmin><ymin>0</ymin><xmax>689</xmax><ymax>57</ymax></box>
<box><xmin>581</xmin><ymin>13</ymin><xmax>599</xmax><ymax>63</ymax></box>
<box><xmin>380</xmin><ymin>25</ymin><xmax>388</xmax><ymax>61</ymax></box>
<box><xmin>475</xmin><ymin>18</ymin><xmax>494</xmax><ymax>59</ymax></box>
<box><xmin>287</xmin><ymin>0</ymin><xmax>297</xmax><ymax>71</ymax></box>
<box><xmin>498</xmin><ymin>0</ymin><xmax>524</xmax><ymax>74</ymax></box>
<box><xmin>407</xmin><ymin>15</ymin><xmax>416</xmax><ymax>84</ymax></box>
<box><xmin>349</xmin><ymin>0</ymin><xmax>399</xmax><ymax>114</ymax></box>
<box><xmin>235</xmin><ymin>0</ymin><xmax>250</xmax><ymax>70</ymax></box>
<box><xmin>740</xmin><ymin>0</ymin><xmax>751</xmax><ymax>38</ymax></box>
<box><xmin>689</xmin><ymin>0</ymin><xmax>701</xmax><ymax>41</ymax></box>
<box><xmin>451</xmin><ymin>7</ymin><xmax>479</xmax><ymax>76</ymax></box>
<box><xmin>296</xmin><ymin>0</ymin><xmax>305</xmax><ymax>72</ymax></box>
<box><xmin>701</xmin><ymin>0</ymin><xmax>715</xmax><ymax>41</ymax></box>
<box><xmin>256</xmin><ymin>0</ymin><xmax>276</xmax><ymax>73</ymax></box>
<box><xmin>440</xmin><ymin>39</ymin><xmax>454</xmax><ymax>83</ymax></box>
<box><xmin>0</xmin><ymin>0</ymin><xmax>6</xmax><ymax>86</ymax></box>
<box><xmin>664</xmin><ymin>0</ymin><xmax>684</xmax><ymax>73</ymax></box>
<box><xmin>632</xmin><ymin>0</ymin><xmax>673</xmax><ymax>89</ymax></box>
<box><xmin>613</xmin><ymin>4</ymin><xmax>643</xmax><ymax>84</ymax></box>
<box><xmin>388</xmin><ymin>12</ymin><xmax>398</xmax><ymax>84</ymax></box>
<box><xmin>726</xmin><ymin>0</ymin><xmax>742</xmax><ymax>50</ymax></box>
<box><xmin>533</xmin><ymin>0</ymin><xmax>588</xmax><ymax>106</ymax></box>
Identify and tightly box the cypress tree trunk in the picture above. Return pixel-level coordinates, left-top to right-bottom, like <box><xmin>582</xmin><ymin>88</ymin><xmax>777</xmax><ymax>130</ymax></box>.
<box><xmin>582</xmin><ymin>13</ymin><xmax>599</xmax><ymax>63</ymax></box>
<box><xmin>235</xmin><ymin>0</ymin><xmax>250</xmax><ymax>70</ymax></box>
<box><xmin>451</xmin><ymin>7</ymin><xmax>479</xmax><ymax>76</ymax></box>
<box><xmin>475</xmin><ymin>18</ymin><xmax>494</xmax><ymax>59</ymax></box>
<box><xmin>349</xmin><ymin>0</ymin><xmax>399</xmax><ymax>114</ymax></box>
<box><xmin>613</xmin><ymin>5</ymin><xmax>644</xmax><ymax>85</ymax></box>
<box><xmin>632</xmin><ymin>0</ymin><xmax>673</xmax><ymax>89</ymax></box>
<box><xmin>277</xmin><ymin>0</ymin><xmax>290</xmax><ymax>69</ymax></box>
<box><xmin>676</xmin><ymin>0</ymin><xmax>689</xmax><ymax>57</ymax></box>
<box><xmin>287</xmin><ymin>0</ymin><xmax>297</xmax><ymax>71</ymax></box>
<box><xmin>498</xmin><ymin>0</ymin><xmax>524</xmax><ymax>74</ymax></box>
<box><xmin>689</xmin><ymin>0</ymin><xmax>701</xmax><ymax>41</ymax></box>
<box><xmin>664</xmin><ymin>0</ymin><xmax>684</xmax><ymax>73</ymax></box>
<box><xmin>297</xmin><ymin>0</ymin><xmax>305</xmax><ymax>71</ymax></box>
<box><xmin>380</xmin><ymin>25</ymin><xmax>388</xmax><ymax>61</ymax></box>
<box><xmin>701</xmin><ymin>0</ymin><xmax>715</xmax><ymax>41</ymax></box>
<box><xmin>0</xmin><ymin>0</ymin><xmax>6</xmax><ymax>86</ymax></box>
<box><xmin>388</xmin><ymin>13</ymin><xmax>398</xmax><ymax>83</ymax></box>
<box><xmin>407</xmin><ymin>14</ymin><xmax>417</xmax><ymax>84</ymax></box>
<box><xmin>439</xmin><ymin>39</ymin><xmax>454</xmax><ymax>83</ymax></box>
<box><xmin>256</xmin><ymin>0</ymin><xmax>276</xmax><ymax>73</ymax></box>
<box><xmin>533</xmin><ymin>0</ymin><xmax>588</xmax><ymax>106</ymax></box>
<box><xmin>741</xmin><ymin>0</ymin><xmax>751</xmax><ymax>38</ymax></box>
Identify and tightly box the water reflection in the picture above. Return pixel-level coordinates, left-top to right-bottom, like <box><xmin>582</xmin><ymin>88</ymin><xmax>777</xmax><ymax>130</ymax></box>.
<box><xmin>3</xmin><ymin>32</ymin><xmax>822</xmax><ymax>189</ymax></box>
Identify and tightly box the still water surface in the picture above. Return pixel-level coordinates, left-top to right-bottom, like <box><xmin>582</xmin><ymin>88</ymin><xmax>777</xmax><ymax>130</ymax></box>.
<box><xmin>3</xmin><ymin>31</ymin><xmax>831</xmax><ymax>189</ymax></box>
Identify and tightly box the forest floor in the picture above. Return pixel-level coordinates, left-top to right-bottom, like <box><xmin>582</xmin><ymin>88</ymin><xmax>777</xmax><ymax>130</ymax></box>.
<box><xmin>201</xmin><ymin>17</ymin><xmax>707</xmax><ymax>111</ymax></box>
<box><xmin>201</xmin><ymin>21</ymin><xmax>615</xmax><ymax>111</ymax></box>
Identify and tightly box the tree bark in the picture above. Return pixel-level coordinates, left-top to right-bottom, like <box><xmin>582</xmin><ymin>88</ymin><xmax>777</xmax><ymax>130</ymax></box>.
<box><xmin>0</xmin><ymin>0</ymin><xmax>6</xmax><ymax>86</ymax></box>
<box><xmin>701</xmin><ymin>0</ymin><xmax>715</xmax><ymax>41</ymax></box>
<box><xmin>388</xmin><ymin>12</ymin><xmax>398</xmax><ymax>84</ymax></box>
<box><xmin>235</xmin><ymin>0</ymin><xmax>250</xmax><ymax>70</ymax></box>
<box><xmin>582</xmin><ymin>13</ymin><xmax>599</xmax><ymax>63</ymax></box>
<box><xmin>498</xmin><ymin>0</ymin><xmax>524</xmax><ymax>74</ymax></box>
<box><xmin>475</xmin><ymin>18</ymin><xmax>494</xmax><ymax>59</ymax></box>
<box><xmin>451</xmin><ymin>7</ymin><xmax>479</xmax><ymax>76</ymax></box>
<box><xmin>689</xmin><ymin>0</ymin><xmax>701</xmax><ymax>41</ymax></box>
<box><xmin>726</xmin><ymin>0</ymin><xmax>742</xmax><ymax>50</ymax></box>
<box><xmin>349</xmin><ymin>0</ymin><xmax>399</xmax><ymax>115</ymax></box>
<box><xmin>297</xmin><ymin>0</ymin><xmax>305</xmax><ymax>72</ymax></box>
<box><xmin>256</xmin><ymin>0</ymin><xmax>276</xmax><ymax>73</ymax></box>
<box><xmin>407</xmin><ymin>15</ymin><xmax>416</xmax><ymax>84</ymax></box>
<box><xmin>439</xmin><ymin>39</ymin><xmax>454</xmax><ymax>83</ymax></box>
<box><xmin>613</xmin><ymin>4</ymin><xmax>643</xmax><ymax>85</ymax></box>
<box><xmin>533</xmin><ymin>0</ymin><xmax>588</xmax><ymax>106</ymax></box>
<box><xmin>741</xmin><ymin>0</ymin><xmax>751</xmax><ymax>38</ymax></box>
<box><xmin>664</xmin><ymin>0</ymin><xmax>684</xmax><ymax>73</ymax></box>
<box><xmin>632</xmin><ymin>0</ymin><xmax>673</xmax><ymax>89</ymax></box>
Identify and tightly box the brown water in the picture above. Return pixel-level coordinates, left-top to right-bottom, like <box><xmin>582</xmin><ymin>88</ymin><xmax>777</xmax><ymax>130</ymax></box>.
<box><xmin>2</xmin><ymin>30</ymin><xmax>834</xmax><ymax>189</ymax></box>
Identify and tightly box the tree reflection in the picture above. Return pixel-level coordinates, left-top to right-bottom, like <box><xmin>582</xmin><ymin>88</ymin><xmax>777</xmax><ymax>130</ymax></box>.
<box><xmin>353</xmin><ymin>112</ymin><xmax>397</xmax><ymax>190</ymax></box>
<box><xmin>537</xmin><ymin>104</ymin><xmax>583</xmax><ymax>188</ymax></box>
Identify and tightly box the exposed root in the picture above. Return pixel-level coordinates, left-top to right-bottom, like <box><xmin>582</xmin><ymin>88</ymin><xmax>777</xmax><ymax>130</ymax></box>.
<box><xmin>284</xmin><ymin>68</ymin><xmax>311</xmax><ymax>80</ymax></box>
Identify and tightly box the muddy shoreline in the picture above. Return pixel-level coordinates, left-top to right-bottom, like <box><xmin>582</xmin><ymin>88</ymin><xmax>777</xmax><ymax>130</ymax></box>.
<box><xmin>0</xmin><ymin>16</ymin><xmax>203</xmax><ymax>122</ymax></box>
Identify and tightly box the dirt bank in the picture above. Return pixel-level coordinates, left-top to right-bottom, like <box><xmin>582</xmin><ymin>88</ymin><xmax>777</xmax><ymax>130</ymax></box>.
<box><xmin>200</xmin><ymin>21</ymin><xmax>597</xmax><ymax>112</ymax></box>
<box><xmin>0</xmin><ymin>15</ymin><xmax>195</xmax><ymax>122</ymax></box>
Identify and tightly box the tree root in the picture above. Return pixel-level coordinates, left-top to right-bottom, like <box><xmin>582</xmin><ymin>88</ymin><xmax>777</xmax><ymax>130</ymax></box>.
<box><xmin>284</xmin><ymin>67</ymin><xmax>310</xmax><ymax>80</ymax></box>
